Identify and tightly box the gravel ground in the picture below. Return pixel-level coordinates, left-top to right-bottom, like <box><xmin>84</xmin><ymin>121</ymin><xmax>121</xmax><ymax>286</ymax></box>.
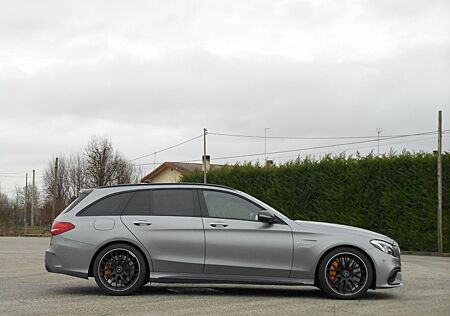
<box><xmin>0</xmin><ymin>237</ymin><xmax>449</xmax><ymax>316</ymax></box>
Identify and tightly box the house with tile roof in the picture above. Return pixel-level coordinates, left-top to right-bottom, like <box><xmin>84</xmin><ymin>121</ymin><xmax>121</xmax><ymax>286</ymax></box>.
<box><xmin>141</xmin><ymin>161</ymin><xmax>221</xmax><ymax>183</ymax></box>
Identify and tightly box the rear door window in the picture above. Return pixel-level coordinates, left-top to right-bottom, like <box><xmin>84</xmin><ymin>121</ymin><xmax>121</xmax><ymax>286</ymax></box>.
<box><xmin>79</xmin><ymin>192</ymin><xmax>133</xmax><ymax>216</ymax></box>
<box><xmin>152</xmin><ymin>189</ymin><xmax>200</xmax><ymax>217</ymax></box>
<box><xmin>122</xmin><ymin>190</ymin><xmax>151</xmax><ymax>216</ymax></box>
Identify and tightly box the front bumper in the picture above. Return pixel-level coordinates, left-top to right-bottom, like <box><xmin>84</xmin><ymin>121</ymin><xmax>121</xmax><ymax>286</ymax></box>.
<box><xmin>387</xmin><ymin>267</ymin><xmax>402</xmax><ymax>286</ymax></box>
<box><xmin>368</xmin><ymin>245</ymin><xmax>402</xmax><ymax>288</ymax></box>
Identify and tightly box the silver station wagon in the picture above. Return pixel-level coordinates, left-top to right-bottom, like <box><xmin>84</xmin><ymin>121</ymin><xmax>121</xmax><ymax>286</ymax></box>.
<box><xmin>45</xmin><ymin>183</ymin><xmax>402</xmax><ymax>299</ymax></box>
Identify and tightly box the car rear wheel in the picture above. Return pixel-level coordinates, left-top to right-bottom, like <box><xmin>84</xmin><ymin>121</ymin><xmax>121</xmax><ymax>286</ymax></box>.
<box><xmin>318</xmin><ymin>247</ymin><xmax>373</xmax><ymax>299</ymax></box>
<box><xmin>93</xmin><ymin>243</ymin><xmax>147</xmax><ymax>295</ymax></box>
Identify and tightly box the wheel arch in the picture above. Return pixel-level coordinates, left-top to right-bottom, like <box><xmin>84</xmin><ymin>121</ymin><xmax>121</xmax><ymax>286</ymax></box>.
<box><xmin>88</xmin><ymin>240</ymin><xmax>151</xmax><ymax>279</ymax></box>
<box><xmin>314</xmin><ymin>244</ymin><xmax>377</xmax><ymax>290</ymax></box>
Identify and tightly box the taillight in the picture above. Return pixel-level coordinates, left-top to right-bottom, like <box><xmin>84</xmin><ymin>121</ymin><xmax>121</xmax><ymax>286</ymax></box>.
<box><xmin>51</xmin><ymin>221</ymin><xmax>75</xmax><ymax>235</ymax></box>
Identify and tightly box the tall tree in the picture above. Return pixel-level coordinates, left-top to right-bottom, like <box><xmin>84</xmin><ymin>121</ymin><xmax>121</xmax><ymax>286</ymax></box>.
<box><xmin>42</xmin><ymin>156</ymin><xmax>70</xmax><ymax>209</ymax></box>
<box><xmin>67</xmin><ymin>153</ymin><xmax>87</xmax><ymax>200</ymax></box>
<box><xmin>84</xmin><ymin>136</ymin><xmax>137</xmax><ymax>187</ymax></box>
<box><xmin>42</xmin><ymin>137</ymin><xmax>138</xmax><ymax>211</ymax></box>
<box><xmin>0</xmin><ymin>192</ymin><xmax>12</xmax><ymax>224</ymax></box>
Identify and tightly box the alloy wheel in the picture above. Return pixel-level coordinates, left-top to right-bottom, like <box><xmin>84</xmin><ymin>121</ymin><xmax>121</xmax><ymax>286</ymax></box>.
<box><xmin>98</xmin><ymin>248</ymin><xmax>141</xmax><ymax>292</ymax></box>
<box><xmin>324</xmin><ymin>252</ymin><xmax>368</xmax><ymax>296</ymax></box>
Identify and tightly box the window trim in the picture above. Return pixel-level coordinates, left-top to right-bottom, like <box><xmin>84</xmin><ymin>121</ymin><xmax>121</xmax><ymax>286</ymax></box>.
<box><xmin>199</xmin><ymin>189</ymin><xmax>286</xmax><ymax>224</ymax></box>
<box><xmin>76</xmin><ymin>191</ymin><xmax>135</xmax><ymax>217</ymax></box>
<box><xmin>76</xmin><ymin>187</ymin><xmax>284</xmax><ymax>222</ymax></box>
<box><xmin>77</xmin><ymin>188</ymin><xmax>202</xmax><ymax>217</ymax></box>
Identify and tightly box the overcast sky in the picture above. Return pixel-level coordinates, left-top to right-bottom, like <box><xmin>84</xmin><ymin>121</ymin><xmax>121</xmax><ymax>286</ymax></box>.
<box><xmin>1</xmin><ymin>0</ymin><xmax>449</xmax><ymax>196</ymax></box>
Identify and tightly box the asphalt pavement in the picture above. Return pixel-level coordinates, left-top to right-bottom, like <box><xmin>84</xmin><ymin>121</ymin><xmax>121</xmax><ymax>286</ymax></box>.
<box><xmin>0</xmin><ymin>237</ymin><xmax>449</xmax><ymax>315</ymax></box>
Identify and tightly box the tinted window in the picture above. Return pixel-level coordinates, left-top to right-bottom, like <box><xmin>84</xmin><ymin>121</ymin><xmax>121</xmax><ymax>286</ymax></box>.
<box><xmin>63</xmin><ymin>191</ymin><xmax>91</xmax><ymax>214</ymax></box>
<box><xmin>80</xmin><ymin>192</ymin><xmax>133</xmax><ymax>216</ymax></box>
<box><xmin>122</xmin><ymin>190</ymin><xmax>151</xmax><ymax>216</ymax></box>
<box><xmin>152</xmin><ymin>189</ymin><xmax>199</xmax><ymax>217</ymax></box>
<box><xmin>202</xmin><ymin>190</ymin><xmax>262</xmax><ymax>221</ymax></box>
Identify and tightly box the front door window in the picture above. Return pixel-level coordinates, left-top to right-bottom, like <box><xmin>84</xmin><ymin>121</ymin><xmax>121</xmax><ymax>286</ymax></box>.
<box><xmin>202</xmin><ymin>190</ymin><xmax>261</xmax><ymax>221</ymax></box>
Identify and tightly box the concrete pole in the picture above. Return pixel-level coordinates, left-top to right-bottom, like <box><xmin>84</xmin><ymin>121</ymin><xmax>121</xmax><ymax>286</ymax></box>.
<box><xmin>52</xmin><ymin>157</ymin><xmax>58</xmax><ymax>222</ymax></box>
<box><xmin>264</xmin><ymin>128</ymin><xmax>270</xmax><ymax>163</ymax></box>
<box><xmin>437</xmin><ymin>110</ymin><xmax>443</xmax><ymax>255</ymax></box>
<box><xmin>31</xmin><ymin>170</ymin><xmax>35</xmax><ymax>227</ymax></box>
<box><xmin>376</xmin><ymin>128</ymin><xmax>383</xmax><ymax>156</ymax></box>
<box><xmin>24</xmin><ymin>173</ymin><xmax>28</xmax><ymax>234</ymax></box>
<box><xmin>203</xmin><ymin>128</ymin><xmax>207</xmax><ymax>184</ymax></box>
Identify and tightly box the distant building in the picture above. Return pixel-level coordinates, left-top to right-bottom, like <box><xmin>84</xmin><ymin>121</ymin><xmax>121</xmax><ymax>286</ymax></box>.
<box><xmin>141</xmin><ymin>161</ymin><xmax>221</xmax><ymax>183</ymax></box>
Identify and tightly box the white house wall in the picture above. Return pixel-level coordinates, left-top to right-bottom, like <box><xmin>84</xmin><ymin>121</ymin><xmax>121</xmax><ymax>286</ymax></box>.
<box><xmin>150</xmin><ymin>168</ymin><xmax>183</xmax><ymax>183</ymax></box>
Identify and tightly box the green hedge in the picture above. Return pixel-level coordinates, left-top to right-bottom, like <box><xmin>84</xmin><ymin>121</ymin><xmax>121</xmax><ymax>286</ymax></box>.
<box><xmin>182</xmin><ymin>153</ymin><xmax>450</xmax><ymax>252</ymax></box>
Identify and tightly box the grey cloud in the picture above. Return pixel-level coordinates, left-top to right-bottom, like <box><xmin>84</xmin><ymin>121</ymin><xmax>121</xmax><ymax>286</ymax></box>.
<box><xmin>0</xmin><ymin>0</ymin><xmax>449</xmax><ymax>195</ymax></box>
<box><xmin>1</xmin><ymin>44</ymin><xmax>448</xmax><ymax>133</ymax></box>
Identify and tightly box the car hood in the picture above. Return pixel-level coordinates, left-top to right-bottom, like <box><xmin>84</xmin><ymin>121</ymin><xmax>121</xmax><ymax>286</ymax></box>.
<box><xmin>294</xmin><ymin>220</ymin><xmax>395</xmax><ymax>244</ymax></box>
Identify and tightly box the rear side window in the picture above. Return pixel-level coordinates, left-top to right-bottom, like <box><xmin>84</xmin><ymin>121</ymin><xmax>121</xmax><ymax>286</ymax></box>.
<box><xmin>152</xmin><ymin>189</ymin><xmax>199</xmax><ymax>217</ymax></box>
<box><xmin>122</xmin><ymin>190</ymin><xmax>151</xmax><ymax>216</ymax></box>
<box><xmin>63</xmin><ymin>191</ymin><xmax>91</xmax><ymax>214</ymax></box>
<box><xmin>79</xmin><ymin>192</ymin><xmax>133</xmax><ymax>216</ymax></box>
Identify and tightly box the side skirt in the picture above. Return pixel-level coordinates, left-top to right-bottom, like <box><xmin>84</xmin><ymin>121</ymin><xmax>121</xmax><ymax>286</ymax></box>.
<box><xmin>149</xmin><ymin>272</ymin><xmax>314</xmax><ymax>286</ymax></box>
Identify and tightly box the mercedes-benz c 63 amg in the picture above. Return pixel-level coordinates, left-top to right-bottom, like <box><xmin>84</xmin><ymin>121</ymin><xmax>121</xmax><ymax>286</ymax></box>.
<box><xmin>45</xmin><ymin>183</ymin><xmax>402</xmax><ymax>299</ymax></box>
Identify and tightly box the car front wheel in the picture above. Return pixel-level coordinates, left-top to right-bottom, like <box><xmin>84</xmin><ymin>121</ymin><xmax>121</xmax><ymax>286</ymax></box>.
<box><xmin>317</xmin><ymin>247</ymin><xmax>373</xmax><ymax>299</ymax></box>
<box><xmin>93</xmin><ymin>243</ymin><xmax>147</xmax><ymax>295</ymax></box>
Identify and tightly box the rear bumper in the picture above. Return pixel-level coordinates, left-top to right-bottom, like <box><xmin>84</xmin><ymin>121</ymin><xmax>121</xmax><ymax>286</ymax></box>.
<box><xmin>45</xmin><ymin>235</ymin><xmax>95</xmax><ymax>279</ymax></box>
<box><xmin>45</xmin><ymin>250</ymin><xmax>87</xmax><ymax>279</ymax></box>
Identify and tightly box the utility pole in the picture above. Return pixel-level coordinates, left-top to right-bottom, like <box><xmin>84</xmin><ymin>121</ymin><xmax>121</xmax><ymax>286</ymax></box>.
<box><xmin>52</xmin><ymin>157</ymin><xmax>58</xmax><ymax>222</ymax></box>
<box><xmin>31</xmin><ymin>169</ymin><xmax>35</xmax><ymax>227</ymax></box>
<box><xmin>203</xmin><ymin>128</ymin><xmax>208</xmax><ymax>184</ymax></box>
<box><xmin>24</xmin><ymin>173</ymin><xmax>28</xmax><ymax>234</ymax></box>
<box><xmin>376</xmin><ymin>128</ymin><xmax>383</xmax><ymax>156</ymax></box>
<box><xmin>15</xmin><ymin>190</ymin><xmax>19</xmax><ymax>226</ymax></box>
<box><xmin>437</xmin><ymin>110</ymin><xmax>443</xmax><ymax>255</ymax></box>
<box><xmin>264</xmin><ymin>128</ymin><xmax>270</xmax><ymax>163</ymax></box>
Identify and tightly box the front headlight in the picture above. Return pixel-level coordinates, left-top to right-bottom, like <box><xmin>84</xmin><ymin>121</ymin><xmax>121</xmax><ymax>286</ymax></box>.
<box><xmin>371</xmin><ymin>240</ymin><xmax>394</xmax><ymax>256</ymax></box>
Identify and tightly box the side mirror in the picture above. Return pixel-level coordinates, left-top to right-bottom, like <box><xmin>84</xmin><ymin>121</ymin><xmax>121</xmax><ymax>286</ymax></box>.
<box><xmin>258</xmin><ymin>210</ymin><xmax>276</xmax><ymax>224</ymax></box>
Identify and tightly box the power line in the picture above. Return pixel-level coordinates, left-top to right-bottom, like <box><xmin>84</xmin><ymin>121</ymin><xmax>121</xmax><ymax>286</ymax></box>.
<box><xmin>0</xmin><ymin>175</ymin><xmax>24</xmax><ymax>178</ymax></box>
<box><xmin>1</xmin><ymin>189</ymin><xmax>17</xmax><ymax>194</ymax></box>
<box><xmin>136</xmin><ymin>161</ymin><xmax>175</xmax><ymax>166</ymax></box>
<box><xmin>208</xmin><ymin>131</ymin><xmax>437</xmax><ymax>161</ymax></box>
<box><xmin>0</xmin><ymin>173</ymin><xmax>43</xmax><ymax>178</ymax></box>
<box><xmin>270</xmin><ymin>135</ymin><xmax>441</xmax><ymax>161</ymax></box>
<box><xmin>208</xmin><ymin>131</ymin><xmax>435</xmax><ymax>140</ymax></box>
<box><xmin>128</xmin><ymin>134</ymin><xmax>203</xmax><ymax>162</ymax></box>
<box><xmin>133</xmin><ymin>130</ymin><xmax>440</xmax><ymax>166</ymax></box>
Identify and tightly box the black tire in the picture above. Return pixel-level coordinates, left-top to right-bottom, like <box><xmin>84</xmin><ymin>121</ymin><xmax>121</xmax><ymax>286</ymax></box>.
<box><xmin>317</xmin><ymin>247</ymin><xmax>373</xmax><ymax>300</ymax></box>
<box><xmin>93</xmin><ymin>243</ymin><xmax>147</xmax><ymax>296</ymax></box>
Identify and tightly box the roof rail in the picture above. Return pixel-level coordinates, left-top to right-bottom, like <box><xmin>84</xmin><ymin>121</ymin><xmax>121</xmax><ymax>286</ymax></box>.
<box><xmin>97</xmin><ymin>182</ymin><xmax>236</xmax><ymax>191</ymax></box>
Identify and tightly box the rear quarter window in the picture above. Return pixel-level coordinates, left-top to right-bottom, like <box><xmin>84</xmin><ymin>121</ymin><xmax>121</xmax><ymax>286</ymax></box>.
<box><xmin>62</xmin><ymin>191</ymin><xmax>91</xmax><ymax>214</ymax></box>
<box><xmin>78</xmin><ymin>192</ymin><xmax>134</xmax><ymax>216</ymax></box>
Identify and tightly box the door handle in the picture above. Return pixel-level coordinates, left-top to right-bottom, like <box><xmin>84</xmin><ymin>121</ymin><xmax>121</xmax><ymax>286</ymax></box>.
<box><xmin>210</xmin><ymin>223</ymin><xmax>228</xmax><ymax>228</ymax></box>
<box><xmin>133</xmin><ymin>220</ymin><xmax>152</xmax><ymax>226</ymax></box>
